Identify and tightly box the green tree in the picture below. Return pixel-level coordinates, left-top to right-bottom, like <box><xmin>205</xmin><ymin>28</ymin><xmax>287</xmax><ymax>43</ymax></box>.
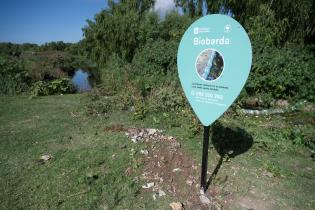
<box><xmin>177</xmin><ymin>0</ymin><xmax>315</xmax><ymax>45</ymax></box>
<box><xmin>159</xmin><ymin>12</ymin><xmax>193</xmax><ymax>41</ymax></box>
<box><xmin>83</xmin><ymin>0</ymin><xmax>156</xmax><ymax>64</ymax></box>
<box><xmin>0</xmin><ymin>43</ymin><xmax>22</xmax><ymax>57</ymax></box>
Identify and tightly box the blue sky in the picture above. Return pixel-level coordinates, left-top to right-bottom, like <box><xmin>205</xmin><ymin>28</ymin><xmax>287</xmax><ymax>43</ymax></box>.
<box><xmin>0</xmin><ymin>0</ymin><xmax>107</xmax><ymax>44</ymax></box>
<box><xmin>0</xmin><ymin>0</ymin><xmax>179</xmax><ymax>45</ymax></box>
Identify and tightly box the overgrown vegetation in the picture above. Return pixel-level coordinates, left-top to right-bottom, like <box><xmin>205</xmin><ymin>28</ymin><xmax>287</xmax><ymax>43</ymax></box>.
<box><xmin>1</xmin><ymin>0</ymin><xmax>313</xmax><ymax>143</ymax></box>
<box><xmin>76</xmin><ymin>0</ymin><xmax>314</xmax><ymax>139</ymax></box>
<box><xmin>2</xmin><ymin>1</ymin><xmax>314</xmax><ymax>104</ymax></box>
<box><xmin>30</xmin><ymin>78</ymin><xmax>75</xmax><ymax>96</ymax></box>
<box><xmin>0</xmin><ymin>55</ymin><xmax>30</xmax><ymax>95</ymax></box>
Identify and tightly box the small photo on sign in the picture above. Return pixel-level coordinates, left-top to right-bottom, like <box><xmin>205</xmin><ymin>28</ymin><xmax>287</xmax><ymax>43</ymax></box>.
<box><xmin>196</xmin><ymin>49</ymin><xmax>224</xmax><ymax>81</ymax></box>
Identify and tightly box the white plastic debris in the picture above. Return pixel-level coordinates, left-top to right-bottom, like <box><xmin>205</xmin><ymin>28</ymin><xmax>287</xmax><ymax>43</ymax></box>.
<box><xmin>199</xmin><ymin>195</ymin><xmax>211</xmax><ymax>204</ymax></box>
<box><xmin>147</xmin><ymin>128</ymin><xmax>157</xmax><ymax>136</ymax></box>
<box><xmin>142</xmin><ymin>182</ymin><xmax>155</xmax><ymax>189</ymax></box>
<box><xmin>172</xmin><ymin>168</ymin><xmax>183</xmax><ymax>172</ymax></box>
<box><xmin>158</xmin><ymin>190</ymin><xmax>166</xmax><ymax>197</ymax></box>
<box><xmin>40</xmin><ymin>154</ymin><xmax>51</xmax><ymax>161</ymax></box>
<box><xmin>140</xmin><ymin>149</ymin><xmax>149</xmax><ymax>155</ymax></box>
<box><xmin>131</xmin><ymin>138</ymin><xmax>138</xmax><ymax>143</ymax></box>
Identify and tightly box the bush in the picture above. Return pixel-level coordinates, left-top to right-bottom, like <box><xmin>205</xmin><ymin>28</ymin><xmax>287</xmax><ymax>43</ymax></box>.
<box><xmin>246</xmin><ymin>45</ymin><xmax>315</xmax><ymax>102</ymax></box>
<box><xmin>132</xmin><ymin>100</ymin><xmax>148</xmax><ymax>120</ymax></box>
<box><xmin>246</xmin><ymin>4</ymin><xmax>287</xmax><ymax>47</ymax></box>
<box><xmin>0</xmin><ymin>56</ymin><xmax>30</xmax><ymax>95</ymax></box>
<box><xmin>243</xmin><ymin>4</ymin><xmax>315</xmax><ymax>103</ymax></box>
<box><xmin>148</xmin><ymin>81</ymin><xmax>187</xmax><ymax>112</ymax></box>
<box><xmin>291</xmin><ymin>125</ymin><xmax>315</xmax><ymax>150</ymax></box>
<box><xmin>85</xmin><ymin>96</ymin><xmax>114</xmax><ymax>117</ymax></box>
<box><xmin>131</xmin><ymin>39</ymin><xmax>178</xmax><ymax>77</ymax></box>
<box><xmin>99</xmin><ymin>54</ymin><xmax>128</xmax><ymax>93</ymax></box>
<box><xmin>31</xmin><ymin>78</ymin><xmax>75</xmax><ymax>96</ymax></box>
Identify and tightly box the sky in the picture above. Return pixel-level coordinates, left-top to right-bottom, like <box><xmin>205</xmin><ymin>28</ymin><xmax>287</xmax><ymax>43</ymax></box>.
<box><xmin>154</xmin><ymin>0</ymin><xmax>176</xmax><ymax>17</ymax></box>
<box><xmin>0</xmin><ymin>0</ymin><xmax>177</xmax><ymax>45</ymax></box>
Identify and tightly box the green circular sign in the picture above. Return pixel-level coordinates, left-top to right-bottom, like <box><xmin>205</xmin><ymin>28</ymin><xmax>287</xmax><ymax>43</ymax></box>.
<box><xmin>177</xmin><ymin>14</ymin><xmax>252</xmax><ymax>126</ymax></box>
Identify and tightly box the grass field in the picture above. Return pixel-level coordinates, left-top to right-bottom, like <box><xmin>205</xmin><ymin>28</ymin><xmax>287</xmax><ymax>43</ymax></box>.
<box><xmin>0</xmin><ymin>94</ymin><xmax>314</xmax><ymax>210</ymax></box>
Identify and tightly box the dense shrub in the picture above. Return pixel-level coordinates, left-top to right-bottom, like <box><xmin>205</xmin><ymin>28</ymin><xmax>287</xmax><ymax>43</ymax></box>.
<box><xmin>85</xmin><ymin>96</ymin><xmax>114</xmax><ymax>116</ymax></box>
<box><xmin>0</xmin><ymin>56</ymin><xmax>30</xmax><ymax>95</ymax></box>
<box><xmin>99</xmin><ymin>54</ymin><xmax>129</xmax><ymax>93</ymax></box>
<box><xmin>31</xmin><ymin>78</ymin><xmax>75</xmax><ymax>96</ymax></box>
<box><xmin>0</xmin><ymin>43</ymin><xmax>22</xmax><ymax>57</ymax></box>
<box><xmin>148</xmin><ymin>81</ymin><xmax>187</xmax><ymax>112</ymax></box>
<box><xmin>246</xmin><ymin>4</ymin><xmax>288</xmax><ymax>47</ymax></box>
<box><xmin>84</xmin><ymin>0</ymin><xmax>315</xmax><ymax>113</ymax></box>
<box><xmin>245</xmin><ymin>45</ymin><xmax>315</xmax><ymax>102</ymax></box>
<box><xmin>132</xmin><ymin>39</ymin><xmax>178</xmax><ymax>76</ymax></box>
<box><xmin>242</xmin><ymin>4</ymin><xmax>315</xmax><ymax>103</ymax></box>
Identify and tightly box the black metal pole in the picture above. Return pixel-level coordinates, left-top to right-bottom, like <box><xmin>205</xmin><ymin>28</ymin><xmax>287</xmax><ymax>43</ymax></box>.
<box><xmin>200</xmin><ymin>125</ymin><xmax>210</xmax><ymax>192</ymax></box>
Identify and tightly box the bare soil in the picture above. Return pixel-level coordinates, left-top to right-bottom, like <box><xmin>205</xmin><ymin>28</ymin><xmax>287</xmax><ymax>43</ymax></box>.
<box><xmin>124</xmin><ymin>127</ymin><xmax>223</xmax><ymax>210</ymax></box>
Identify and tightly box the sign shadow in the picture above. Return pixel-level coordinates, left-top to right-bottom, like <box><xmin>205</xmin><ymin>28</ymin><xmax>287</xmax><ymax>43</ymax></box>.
<box><xmin>205</xmin><ymin>122</ymin><xmax>253</xmax><ymax>190</ymax></box>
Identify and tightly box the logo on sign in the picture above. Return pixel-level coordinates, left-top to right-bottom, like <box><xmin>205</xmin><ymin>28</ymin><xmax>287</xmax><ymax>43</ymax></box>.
<box><xmin>193</xmin><ymin>27</ymin><xmax>210</xmax><ymax>34</ymax></box>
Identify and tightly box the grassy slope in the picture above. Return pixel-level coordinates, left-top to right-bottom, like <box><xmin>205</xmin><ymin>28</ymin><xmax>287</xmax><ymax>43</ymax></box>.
<box><xmin>165</xmin><ymin>113</ymin><xmax>315</xmax><ymax>210</ymax></box>
<box><xmin>0</xmin><ymin>94</ymin><xmax>314</xmax><ymax>209</ymax></box>
<box><xmin>0</xmin><ymin>95</ymin><xmax>170</xmax><ymax>209</ymax></box>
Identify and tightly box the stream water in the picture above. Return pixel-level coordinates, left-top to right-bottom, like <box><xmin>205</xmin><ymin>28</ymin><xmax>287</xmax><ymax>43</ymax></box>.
<box><xmin>71</xmin><ymin>69</ymin><xmax>92</xmax><ymax>92</ymax></box>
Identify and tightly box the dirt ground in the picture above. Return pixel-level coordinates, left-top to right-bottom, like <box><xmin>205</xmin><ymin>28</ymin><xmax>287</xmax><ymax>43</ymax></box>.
<box><xmin>123</xmin><ymin>127</ymin><xmax>230</xmax><ymax>210</ymax></box>
<box><xmin>105</xmin><ymin>123</ymin><xmax>313</xmax><ymax>210</ymax></box>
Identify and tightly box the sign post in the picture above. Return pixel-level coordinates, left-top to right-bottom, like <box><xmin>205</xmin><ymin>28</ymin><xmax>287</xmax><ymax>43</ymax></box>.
<box><xmin>177</xmin><ymin>14</ymin><xmax>252</xmax><ymax>192</ymax></box>
<box><xmin>200</xmin><ymin>125</ymin><xmax>210</xmax><ymax>191</ymax></box>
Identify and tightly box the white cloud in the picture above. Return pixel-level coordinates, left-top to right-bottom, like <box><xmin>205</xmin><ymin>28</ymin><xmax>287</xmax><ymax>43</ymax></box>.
<box><xmin>154</xmin><ymin>0</ymin><xmax>176</xmax><ymax>17</ymax></box>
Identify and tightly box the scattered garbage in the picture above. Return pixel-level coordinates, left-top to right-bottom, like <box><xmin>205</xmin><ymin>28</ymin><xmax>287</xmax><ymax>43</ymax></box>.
<box><xmin>140</xmin><ymin>149</ymin><xmax>149</xmax><ymax>155</ymax></box>
<box><xmin>38</xmin><ymin>154</ymin><xmax>52</xmax><ymax>164</ymax></box>
<box><xmin>124</xmin><ymin>127</ymin><xmax>217</xmax><ymax>209</ymax></box>
<box><xmin>240</xmin><ymin>108</ymin><xmax>285</xmax><ymax>116</ymax></box>
<box><xmin>124</xmin><ymin>128</ymin><xmax>179</xmax><ymax>144</ymax></box>
<box><xmin>172</xmin><ymin>168</ymin><xmax>183</xmax><ymax>172</ymax></box>
<box><xmin>142</xmin><ymin>182</ymin><xmax>155</xmax><ymax>189</ymax></box>
<box><xmin>200</xmin><ymin>194</ymin><xmax>211</xmax><ymax>204</ymax></box>
<box><xmin>41</xmin><ymin>154</ymin><xmax>51</xmax><ymax>161</ymax></box>
<box><xmin>158</xmin><ymin>189</ymin><xmax>166</xmax><ymax>197</ymax></box>
<box><xmin>147</xmin><ymin>128</ymin><xmax>157</xmax><ymax>136</ymax></box>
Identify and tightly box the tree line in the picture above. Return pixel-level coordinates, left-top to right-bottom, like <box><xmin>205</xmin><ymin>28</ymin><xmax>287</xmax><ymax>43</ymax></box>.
<box><xmin>1</xmin><ymin>0</ymin><xmax>314</xmax><ymax>105</ymax></box>
<box><xmin>78</xmin><ymin>0</ymin><xmax>314</xmax><ymax>105</ymax></box>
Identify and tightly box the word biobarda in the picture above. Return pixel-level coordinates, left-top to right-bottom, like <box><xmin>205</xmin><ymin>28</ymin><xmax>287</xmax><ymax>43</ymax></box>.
<box><xmin>194</xmin><ymin>36</ymin><xmax>230</xmax><ymax>45</ymax></box>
